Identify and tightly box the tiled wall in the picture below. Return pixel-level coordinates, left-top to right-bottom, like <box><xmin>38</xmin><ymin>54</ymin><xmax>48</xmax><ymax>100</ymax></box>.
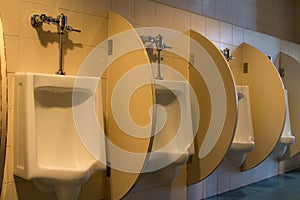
<box><xmin>1</xmin><ymin>0</ymin><xmax>300</xmax><ymax>200</ymax></box>
<box><xmin>156</xmin><ymin>0</ymin><xmax>300</xmax><ymax>44</ymax></box>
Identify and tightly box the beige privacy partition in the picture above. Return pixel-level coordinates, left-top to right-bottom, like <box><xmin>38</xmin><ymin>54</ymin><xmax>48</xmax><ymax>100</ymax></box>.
<box><xmin>280</xmin><ymin>52</ymin><xmax>300</xmax><ymax>157</ymax></box>
<box><xmin>187</xmin><ymin>30</ymin><xmax>237</xmax><ymax>185</ymax></box>
<box><xmin>240</xmin><ymin>43</ymin><xmax>285</xmax><ymax>171</ymax></box>
<box><xmin>104</xmin><ymin>12</ymin><xmax>154</xmax><ymax>200</ymax></box>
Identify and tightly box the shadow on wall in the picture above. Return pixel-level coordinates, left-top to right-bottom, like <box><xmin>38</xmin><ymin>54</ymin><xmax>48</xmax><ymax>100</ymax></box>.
<box><xmin>33</xmin><ymin>24</ymin><xmax>83</xmax><ymax>57</ymax></box>
<box><xmin>14</xmin><ymin>172</ymin><xmax>106</xmax><ymax>200</ymax></box>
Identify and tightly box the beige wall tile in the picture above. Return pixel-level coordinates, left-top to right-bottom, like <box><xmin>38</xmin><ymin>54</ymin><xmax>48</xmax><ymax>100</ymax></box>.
<box><xmin>174</xmin><ymin>8</ymin><xmax>191</xmax><ymax>32</ymax></box>
<box><xmin>205</xmin><ymin>18</ymin><xmax>219</xmax><ymax>41</ymax></box>
<box><xmin>191</xmin><ymin>13</ymin><xmax>206</xmax><ymax>36</ymax></box>
<box><xmin>155</xmin><ymin>0</ymin><xmax>300</xmax><ymax>43</ymax></box>
<box><xmin>155</xmin><ymin>3</ymin><xmax>174</xmax><ymax>29</ymax></box>
<box><xmin>83</xmin><ymin>15</ymin><xmax>108</xmax><ymax>46</ymax></box>
<box><xmin>220</xmin><ymin>22</ymin><xmax>232</xmax><ymax>44</ymax></box>
<box><xmin>22</xmin><ymin>0</ymin><xmax>54</xmax><ymax>6</ymax></box>
<box><xmin>85</xmin><ymin>0</ymin><xmax>110</xmax><ymax>16</ymax></box>
<box><xmin>232</xmin><ymin>26</ymin><xmax>244</xmax><ymax>46</ymax></box>
<box><xmin>244</xmin><ymin>29</ymin><xmax>255</xmax><ymax>45</ymax></box>
<box><xmin>112</xmin><ymin>0</ymin><xmax>135</xmax><ymax>23</ymax></box>
<box><xmin>63</xmin><ymin>44</ymin><xmax>84</xmax><ymax>75</ymax></box>
<box><xmin>0</xmin><ymin>0</ymin><xmax>20</xmax><ymax>36</ymax></box>
<box><xmin>135</xmin><ymin>0</ymin><xmax>155</xmax><ymax>26</ymax></box>
<box><xmin>18</xmin><ymin>37</ymin><xmax>58</xmax><ymax>73</ymax></box>
<box><xmin>54</xmin><ymin>0</ymin><xmax>84</xmax><ymax>13</ymax></box>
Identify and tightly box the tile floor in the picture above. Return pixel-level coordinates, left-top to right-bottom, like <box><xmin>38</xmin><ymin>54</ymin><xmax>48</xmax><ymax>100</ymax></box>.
<box><xmin>206</xmin><ymin>169</ymin><xmax>300</xmax><ymax>200</ymax></box>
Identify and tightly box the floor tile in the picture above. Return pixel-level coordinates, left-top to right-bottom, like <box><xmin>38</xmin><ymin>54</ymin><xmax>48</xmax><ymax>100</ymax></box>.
<box><xmin>208</xmin><ymin>169</ymin><xmax>300</xmax><ymax>200</ymax></box>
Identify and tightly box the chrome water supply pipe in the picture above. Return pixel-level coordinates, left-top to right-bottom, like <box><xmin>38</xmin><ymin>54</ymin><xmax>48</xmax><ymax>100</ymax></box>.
<box><xmin>31</xmin><ymin>13</ymin><xmax>81</xmax><ymax>75</ymax></box>
<box><xmin>140</xmin><ymin>34</ymin><xmax>171</xmax><ymax>80</ymax></box>
<box><xmin>221</xmin><ymin>48</ymin><xmax>233</xmax><ymax>61</ymax></box>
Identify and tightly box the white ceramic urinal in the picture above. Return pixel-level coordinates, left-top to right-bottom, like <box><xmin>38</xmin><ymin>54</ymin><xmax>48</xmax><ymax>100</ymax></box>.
<box><xmin>13</xmin><ymin>73</ymin><xmax>106</xmax><ymax>200</ymax></box>
<box><xmin>140</xmin><ymin>79</ymin><xmax>194</xmax><ymax>186</ymax></box>
<box><xmin>228</xmin><ymin>85</ymin><xmax>255</xmax><ymax>167</ymax></box>
<box><xmin>276</xmin><ymin>89</ymin><xmax>295</xmax><ymax>158</ymax></box>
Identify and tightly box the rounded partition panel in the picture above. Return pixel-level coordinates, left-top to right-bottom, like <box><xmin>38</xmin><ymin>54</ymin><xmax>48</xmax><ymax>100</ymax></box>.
<box><xmin>187</xmin><ymin>30</ymin><xmax>238</xmax><ymax>185</ymax></box>
<box><xmin>78</xmin><ymin>11</ymin><xmax>154</xmax><ymax>200</ymax></box>
<box><xmin>240</xmin><ymin>43</ymin><xmax>285</xmax><ymax>171</ymax></box>
<box><xmin>280</xmin><ymin>52</ymin><xmax>300</xmax><ymax>157</ymax></box>
<box><xmin>106</xmin><ymin>12</ymin><xmax>154</xmax><ymax>200</ymax></box>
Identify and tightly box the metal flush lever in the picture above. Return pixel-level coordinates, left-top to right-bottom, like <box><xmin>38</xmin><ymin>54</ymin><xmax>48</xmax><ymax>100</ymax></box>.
<box><xmin>66</xmin><ymin>26</ymin><xmax>81</xmax><ymax>33</ymax></box>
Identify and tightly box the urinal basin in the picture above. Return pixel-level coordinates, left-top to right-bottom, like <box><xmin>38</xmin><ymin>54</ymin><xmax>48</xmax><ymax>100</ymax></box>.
<box><xmin>230</xmin><ymin>85</ymin><xmax>255</xmax><ymax>151</ymax></box>
<box><xmin>228</xmin><ymin>85</ymin><xmax>254</xmax><ymax>167</ymax></box>
<box><xmin>278</xmin><ymin>89</ymin><xmax>295</xmax><ymax>146</ymax></box>
<box><xmin>140</xmin><ymin>79</ymin><xmax>193</xmax><ymax>183</ymax></box>
<box><xmin>14</xmin><ymin>73</ymin><xmax>106</xmax><ymax>199</ymax></box>
<box><xmin>230</xmin><ymin>141</ymin><xmax>255</xmax><ymax>153</ymax></box>
<box><xmin>153</xmin><ymin>79</ymin><xmax>194</xmax><ymax>156</ymax></box>
<box><xmin>279</xmin><ymin>135</ymin><xmax>295</xmax><ymax>145</ymax></box>
<box><xmin>276</xmin><ymin>89</ymin><xmax>295</xmax><ymax>159</ymax></box>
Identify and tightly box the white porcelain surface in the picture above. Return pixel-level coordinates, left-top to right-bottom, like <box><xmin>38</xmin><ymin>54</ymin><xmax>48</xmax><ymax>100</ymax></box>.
<box><xmin>276</xmin><ymin>89</ymin><xmax>295</xmax><ymax>158</ymax></box>
<box><xmin>280</xmin><ymin>135</ymin><xmax>295</xmax><ymax>145</ymax></box>
<box><xmin>142</xmin><ymin>79</ymin><xmax>193</xmax><ymax>183</ymax></box>
<box><xmin>230</xmin><ymin>85</ymin><xmax>255</xmax><ymax>152</ymax></box>
<box><xmin>228</xmin><ymin>85</ymin><xmax>255</xmax><ymax>166</ymax></box>
<box><xmin>230</xmin><ymin>141</ymin><xmax>255</xmax><ymax>152</ymax></box>
<box><xmin>13</xmin><ymin>73</ymin><xmax>106</xmax><ymax>200</ymax></box>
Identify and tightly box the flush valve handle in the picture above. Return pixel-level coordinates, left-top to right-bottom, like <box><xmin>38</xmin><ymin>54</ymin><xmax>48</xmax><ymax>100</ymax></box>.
<box><xmin>66</xmin><ymin>26</ymin><xmax>81</xmax><ymax>33</ymax></box>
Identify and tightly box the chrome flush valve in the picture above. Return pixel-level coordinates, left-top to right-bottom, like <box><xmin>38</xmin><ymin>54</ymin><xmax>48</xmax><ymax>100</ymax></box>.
<box><xmin>30</xmin><ymin>13</ymin><xmax>81</xmax><ymax>75</ymax></box>
<box><xmin>31</xmin><ymin>13</ymin><xmax>81</xmax><ymax>34</ymax></box>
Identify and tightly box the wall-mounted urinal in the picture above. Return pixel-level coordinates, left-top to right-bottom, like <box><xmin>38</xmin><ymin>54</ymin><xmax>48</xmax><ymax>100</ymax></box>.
<box><xmin>280</xmin><ymin>52</ymin><xmax>300</xmax><ymax>158</ymax></box>
<box><xmin>13</xmin><ymin>73</ymin><xmax>106</xmax><ymax>200</ymax></box>
<box><xmin>227</xmin><ymin>85</ymin><xmax>255</xmax><ymax>167</ymax></box>
<box><xmin>139</xmin><ymin>79</ymin><xmax>194</xmax><ymax>186</ymax></box>
<box><xmin>276</xmin><ymin>89</ymin><xmax>295</xmax><ymax>158</ymax></box>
